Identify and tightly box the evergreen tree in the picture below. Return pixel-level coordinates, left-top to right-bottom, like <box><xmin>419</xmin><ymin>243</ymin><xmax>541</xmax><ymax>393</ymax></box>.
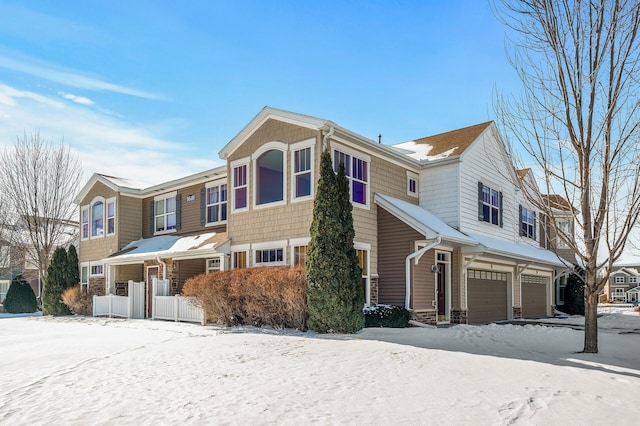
<box><xmin>42</xmin><ymin>247</ymin><xmax>71</xmax><ymax>316</ymax></box>
<box><xmin>4</xmin><ymin>274</ymin><xmax>38</xmax><ymax>314</ymax></box>
<box><xmin>306</xmin><ymin>151</ymin><xmax>364</xmax><ymax>333</ymax></box>
<box><xmin>563</xmin><ymin>267</ymin><xmax>585</xmax><ymax>316</ymax></box>
<box><xmin>66</xmin><ymin>245</ymin><xmax>80</xmax><ymax>288</ymax></box>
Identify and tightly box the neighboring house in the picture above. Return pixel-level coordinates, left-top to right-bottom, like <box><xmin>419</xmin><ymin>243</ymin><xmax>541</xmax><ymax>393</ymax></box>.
<box><xmin>604</xmin><ymin>265</ymin><xmax>640</xmax><ymax>303</ymax></box>
<box><xmin>77</xmin><ymin>107</ymin><xmax>571</xmax><ymax>324</ymax></box>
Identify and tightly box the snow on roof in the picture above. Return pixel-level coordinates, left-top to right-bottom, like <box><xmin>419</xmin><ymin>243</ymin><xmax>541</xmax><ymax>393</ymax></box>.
<box><xmin>99</xmin><ymin>174</ymin><xmax>148</xmax><ymax>190</ymax></box>
<box><xmin>375</xmin><ymin>194</ymin><xmax>476</xmax><ymax>245</ymax></box>
<box><xmin>465</xmin><ymin>231</ymin><xmax>569</xmax><ymax>267</ymax></box>
<box><xmin>104</xmin><ymin>232</ymin><xmax>229</xmax><ymax>264</ymax></box>
<box><xmin>391</xmin><ymin>141</ymin><xmax>458</xmax><ymax>161</ymax></box>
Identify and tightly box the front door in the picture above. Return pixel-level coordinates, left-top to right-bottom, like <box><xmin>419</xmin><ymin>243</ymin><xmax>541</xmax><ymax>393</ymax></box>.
<box><xmin>146</xmin><ymin>266</ymin><xmax>159</xmax><ymax>318</ymax></box>
<box><xmin>437</xmin><ymin>262</ymin><xmax>446</xmax><ymax>321</ymax></box>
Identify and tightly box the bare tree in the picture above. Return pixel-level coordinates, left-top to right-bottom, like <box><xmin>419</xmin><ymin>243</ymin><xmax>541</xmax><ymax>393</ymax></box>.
<box><xmin>0</xmin><ymin>131</ymin><xmax>82</xmax><ymax>294</ymax></box>
<box><xmin>494</xmin><ymin>0</ymin><xmax>640</xmax><ymax>353</ymax></box>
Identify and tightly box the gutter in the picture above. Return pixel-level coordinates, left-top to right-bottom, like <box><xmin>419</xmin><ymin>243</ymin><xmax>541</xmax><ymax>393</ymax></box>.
<box><xmin>405</xmin><ymin>236</ymin><xmax>441</xmax><ymax>309</ymax></box>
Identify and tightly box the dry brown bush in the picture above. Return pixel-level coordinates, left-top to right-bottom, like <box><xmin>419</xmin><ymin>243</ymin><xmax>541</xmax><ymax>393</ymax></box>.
<box><xmin>182</xmin><ymin>266</ymin><xmax>307</xmax><ymax>330</ymax></box>
<box><xmin>61</xmin><ymin>286</ymin><xmax>93</xmax><ymax>316</ymax></box>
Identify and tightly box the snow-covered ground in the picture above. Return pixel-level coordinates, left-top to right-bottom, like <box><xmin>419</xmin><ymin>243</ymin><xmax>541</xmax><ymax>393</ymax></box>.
<box><xmin>1</xmin><ymin>307</ymin><xmax>639</xmax><ymax>425</ymax></box>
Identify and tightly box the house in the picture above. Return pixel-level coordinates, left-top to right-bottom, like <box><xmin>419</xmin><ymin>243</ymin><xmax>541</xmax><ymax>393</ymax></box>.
<box><xmin>604</xmin><ymin>265</ymin><xmax>640</xmax><ymax>303</ymax></box>
<box><xmin>77</xmin><ymin>107</ymin><xmax>571</xmax><ymax>324</ymax></box>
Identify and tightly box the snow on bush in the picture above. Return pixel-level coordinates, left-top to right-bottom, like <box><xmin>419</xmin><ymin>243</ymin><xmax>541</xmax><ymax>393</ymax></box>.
<box><xmin>364</xmin><ymin>304</ymin><xmax>411</xmax><ymax>328</ymax></box>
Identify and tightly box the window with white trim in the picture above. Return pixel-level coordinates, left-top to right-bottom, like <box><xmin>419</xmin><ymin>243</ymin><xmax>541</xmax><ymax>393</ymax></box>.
<box><xmin>356</xmin><ymin>248</ymin><xmax>368</xmax><ymax>301</ymax></box>
<box><xmin>80</xmin><ymin>264</ymin><xmax>89</xmax><ymax>288</ymax></box>
<box><xmin>106</xmin><ymin>199</ymin><xmax>116</xmax><ymax>235</ymax></box>
<box><xmin>233</xmin><ymin>163</ymin><xmax>248</xmax><ymax>210</ymax></box>
<box><xmin>614</xmin><ymin>275</ymin><xmax>625</xmax><ymax>284</ymax></box>
<box><xmin>206</xmin><ymin>184</ymin><xmax>227</xmax><ymax>224</ymax></box>
<box><xmin>293</xmin><ymin>246</ymin><xmax>307</xmax><ymax>266</ymax></box>
<box><xmin>206</xmin><ymin>258</ymin><xmax>222</xmax><ymax>273</ymax></box>
<box><xmin>256</xmin><ymin>150</ymin><xmax>284</xmax><ymax>205</ymax></box>
<box><xmin>614</xmin><ymin>288</ymin><xmax>625</xmax><ymax>296</ymax></box>
<box><xmin>478</xmin><ymin>182</ymin><xmax>502</xmax><ymax>226</ymax></box>
<box><xmin>81</xmin><ymin>207</ymin><xmax>89</xmax><ymax>240</ymax></box>
<box><xmin>629</xmin><ymin>277</ymin><xmax>637</xmax><ymax>284</ymax></box>
<box><xmin>90</xmin><ymin>264</ymin><xmax>104</xmax><ymax>276</ymax></box>
<box><xmin>333</xmin><ymin>149</ymin><xmax>368</xmax><ymax>206</ymax></box>
<box><xmin>293</xmin><ymin>147</ymin><xmax>312</xmax><ymax>199</ymax></box>
<box><xmin>91</xmin><ymin>200</ymin><xmax>104</xmax><ymax>237</ymax></box>
<box><xmin>255</xmin><ymin>248</ymin><xmax>284</xmax><ymax>265</ymax></box>
<box><xmin>233</xmin><ymin>251</ymin><xmax>247</xmax><ymax>269</ymax></box>
<box><xmin>556</xmin><ymin>220</ymin><xmax>571</xmax><ymax>248</ymax></box>
<box><xmin>407</xmin><ymin>172</ymin><xmax>418</xmax><ymax>197</ymax></box>
<box><xmin>520</xmin><ymin>206</ymin><xmax>536</xmax><ymax>239</ymax></box>
<box><xmin>155</xmin><ymin>195</ymin><xmax>177</xmax><ymax>233</ymax></box>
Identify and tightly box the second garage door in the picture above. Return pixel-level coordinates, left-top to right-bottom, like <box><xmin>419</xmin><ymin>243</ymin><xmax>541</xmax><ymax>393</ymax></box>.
<box><xmin>522</xmin><ymin>275</ymin><xmax>548</xmax><ymax>318</ymax></box>
<box><xmin>467</xmin><ymin>270</ymin><xmax>508</xmax><ymax>323</ymax></box>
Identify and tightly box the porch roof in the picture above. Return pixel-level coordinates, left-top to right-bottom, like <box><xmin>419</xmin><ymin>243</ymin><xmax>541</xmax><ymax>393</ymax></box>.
<box><xmin>464</xmin><ymin>231</ymin><xmax>569</xmax><ymax>268</ymax></box>
<box><xmin>374</xmin><ymin>194</ymin><xmax>477</xmax><ymax>245</ymax></box>
<box><xmin>102</xmin><ymin>232</ymin><xmax>230</xmax><ymax>265</ymax></box>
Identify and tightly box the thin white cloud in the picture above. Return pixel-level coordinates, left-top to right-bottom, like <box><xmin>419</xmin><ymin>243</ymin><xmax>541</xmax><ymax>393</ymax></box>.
<box><xmin>0</xmin><ymin>83</ymin><xmax>216</xmax><ymax>186</ymax></box>
<box><xmin>60</xmin><ymin>92</ymin><xmax>95</xmax><ymax>105</ymax></box>
<box><xmin>0</xmin><ymin>51</ymin><xmax>160</xmax><ymax>100</ymax></box>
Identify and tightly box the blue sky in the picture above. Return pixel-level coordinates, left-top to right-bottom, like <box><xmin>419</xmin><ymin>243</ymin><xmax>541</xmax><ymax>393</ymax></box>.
<box><xmin>0</xmin><ymin>0</ymin><xmax>518</xmax><ymax>185</ymax></box>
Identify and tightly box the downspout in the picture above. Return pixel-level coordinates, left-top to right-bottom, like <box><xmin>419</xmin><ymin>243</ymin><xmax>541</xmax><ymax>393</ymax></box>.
<box><xmin>156</xmin><ymin>256</ymin><xmax>167</xmax><ymax>280</ymax></box>
<box><xmin>405</xmin><ymin>236</ymin><xmax>441</xmax><ymax>309</ymax></box>
<box><xmin>322</xmin><ymin>126</ymin><xmax>335</xmax><ymax>152</ymax></box>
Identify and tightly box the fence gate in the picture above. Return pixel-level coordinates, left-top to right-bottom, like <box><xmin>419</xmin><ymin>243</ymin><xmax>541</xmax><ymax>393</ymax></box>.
<box><xmin>129</xmin><ymin>280</ymin><xmax>145</xmax><ymax>319</ymax></box>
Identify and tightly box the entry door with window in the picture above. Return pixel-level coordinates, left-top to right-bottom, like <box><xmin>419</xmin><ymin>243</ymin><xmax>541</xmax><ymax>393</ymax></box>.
<box><xmin>146</xmin><ymin>266</ymin><xmax>159</xmax><ymax>318</ymax></box>
<box><xmin>437</xmin><ymin>263</ymin><xmax>446</xmax><ymax>321</ymax></box>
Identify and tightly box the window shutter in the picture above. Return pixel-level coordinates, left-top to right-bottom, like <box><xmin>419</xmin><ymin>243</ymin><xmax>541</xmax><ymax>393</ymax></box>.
<box><xmin>200</xmin><ymin>188</ymin><xmax>206</xmax><ymax>226</ymax></box>
<box><xmin>477</xmin><ymin>182</ymin><xmax>484</xmax><ymax>220</ymax></box>
<box><xmin>519</xmin><ymin>205</ymin><xmax>524</xmax><ymax>236</ymax></box>
<box><xmin>175</xmin><ymin>195</ymin><xmax>182</xmax><ymax>230</ymax></box>
<box><xmin>533</xmin><ymin>211</ymin><xmax>537</xmax><ymax>240</ymax></box>
<box><xmin>499</xmin><ymin>192</ymin><xmax>504</xmax><ymax>228</ymax></box>
<box><xmin>149</xmin><ymin>201</ymin><xmax>154</xmax><ymax>234</ymax></box>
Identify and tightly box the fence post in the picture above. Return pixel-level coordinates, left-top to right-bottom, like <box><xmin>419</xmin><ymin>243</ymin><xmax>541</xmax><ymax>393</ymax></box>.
<box><xmin>93</xmin><ymin>294</ymin><xmax>97</xmax><ymax>317</ymax></box>
<box><xmin>108</xmin><ymin>294</ymin><xmax>113</xmax><ymax>318</ymax></box>
<box><xmin>174</xmin><ymin>295</ymin><xmax>179</xmax><ymax>322</ymax></box>
<box><xmin>152</xmin><ymin>278</ymin><xmax>156</xmax><ymax>320</ymax></box>
<box><xmin>127</xmin><ymin>280</ymin><xmax>133</xmax><ymax>319</ymax></box>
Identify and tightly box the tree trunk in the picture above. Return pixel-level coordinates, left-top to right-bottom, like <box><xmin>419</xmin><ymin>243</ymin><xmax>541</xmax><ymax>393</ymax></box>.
<box><xmin>583</xmin><ymin>291</ymin><xmax>599</xmax><ymax>353</ymax></box>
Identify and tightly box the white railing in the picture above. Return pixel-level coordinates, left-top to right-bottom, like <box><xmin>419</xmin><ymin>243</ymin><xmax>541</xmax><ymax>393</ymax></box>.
<box><xmin>153</xmin><ymin>295</ymin><xmax>204</xmax><ymax>325</ymax></box>
<box><xmin>93</xmin><ymin>294</ymin><xmax>130</xmax><ymax>318</ymax></box>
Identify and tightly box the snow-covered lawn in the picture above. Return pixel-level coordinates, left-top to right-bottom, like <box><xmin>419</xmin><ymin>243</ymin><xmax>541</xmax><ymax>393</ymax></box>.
<box><xmin>1</xmin><ymin>308</ymin><xmax>639</xmax><ymax>425</ymax></box>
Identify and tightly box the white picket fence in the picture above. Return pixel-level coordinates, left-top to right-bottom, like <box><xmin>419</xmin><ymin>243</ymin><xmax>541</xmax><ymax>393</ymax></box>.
<box><xmin>153</xmin><ymin>295</ymin><xmax>205</xmax><ymax>325</ymax></box>
<box><xmin>93</xmin><ymin>278</ymin><xmax>204</xmax><ymax>325</ymax></box>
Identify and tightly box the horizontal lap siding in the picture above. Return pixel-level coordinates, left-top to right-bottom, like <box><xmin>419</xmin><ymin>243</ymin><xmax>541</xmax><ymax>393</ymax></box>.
<box><xmin>117</xmin><ymin>195</ymin><xmax>142</xmax><ymax>249</ymax></box>
<box><xmin>177</xmin><ymin>259</ymin><xmax>206</xmax><ymax>293</ymax></box>
<box><xmin>377</xmin><ymin>207</ymin><xmax>424</xmax><ymax>307</ymax></box>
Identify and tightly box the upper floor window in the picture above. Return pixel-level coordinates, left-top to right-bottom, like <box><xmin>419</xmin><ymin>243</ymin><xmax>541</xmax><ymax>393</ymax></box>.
<box><xmin>81</xmin><ymin>207</ymin><xmax>89</xmax><ymax>240</ymax></box>
<box><xmin>615</xmin><ymin>275</ymin><xmax>625</xmax><ymax>284</ymax></box>
<box><xmin>256</xmin><ymin>150</ymin><xmax>284</xmax><ymax>205</ymax></box>
<box><xmin>407</xmin><ymin>172</ymin><xmax>418</xmax><ymax>197</ymax></box>
<box><xmin>205</xmin><ymin>184</ymin><xmax>227</xmax><ymax>224</ymax></box>
<box><xmin>556</xmin><ymin>220</ymin><xmax>571</xmax><ymax>248</ymax></box>
<box><xmin>520</xmin><ymin>205</ymin><xmax>536</xmax><ymax>239</ymax></box>
<box><xmin>478</xmin><ymin>182</ymin><xmax>502</xmax><ymax>227</ymax></box>
<box><xmin>333</xmin><ymin>149</ymin><xmax>369</xmax><ymax>206</ymax></box>
<box><xmin>106</xmin><ymin>199</ymin><xmax>116</xmax><ymax>235</ymax></box>
<box><xmin>233</xmin><ymin>163</ymin><xmax>248</xmax><ymax>211</ymax></box>
<box><xmin>91</xmin><ymin>200</ymin><xmax>104</xmax><ymax>237</ymax></box>
<box><xmin>154</xmin><ymin>195</ymin><xmax>177</xmax><ymax>233</ymax></box>
<box><xmin>293</xmin><ymin>147</ymin><xmax>312</xmax><ymax>199</ymax></box>
<box><xmin>630</xmin><ymin>277</ymin><xmax>638</xmax><ymax>284</ymax></box>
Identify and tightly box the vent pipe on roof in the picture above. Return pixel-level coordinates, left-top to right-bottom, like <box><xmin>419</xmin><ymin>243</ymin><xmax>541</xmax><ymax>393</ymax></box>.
<box><xmin>378</xmin><ymin>134</ymin><xmax>382</xmax><ymax>144</ymax></box>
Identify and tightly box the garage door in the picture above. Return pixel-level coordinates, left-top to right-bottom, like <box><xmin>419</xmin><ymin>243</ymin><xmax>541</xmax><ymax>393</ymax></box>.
<box><xmin>522</xmin><ymin>275</ymin><xmax>547</xmax><ymax>318</ymax></box>
<box><xmin>467</xmin><ymin>270</ymin><xmax>508</xmax><ymax>323</ymax></box>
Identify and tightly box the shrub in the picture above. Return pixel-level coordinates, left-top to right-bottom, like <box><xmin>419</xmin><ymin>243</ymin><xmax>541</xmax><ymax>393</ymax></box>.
<box><xmin>42</xmin><ymin>247</ymin><xmax>72</xmax><ymax>316</ymax></box>
<box><xmin>183</xmin><ymin>266</ymin><xmax>307</xmax><ymax>330</ymax></box>
<box><xmin>364</xmin><ymin>305</ymin><xmax>411</xmax><ymax>328</ymax></box>
<box><xmin>4</xmin><ymin>275</ymin><xmax>38</xmax><ymax>314</ymax></box>
<box><xmin>61</xmin><ymin>286</ymin><xmax>93</xmax><ymax>315</ymax></box>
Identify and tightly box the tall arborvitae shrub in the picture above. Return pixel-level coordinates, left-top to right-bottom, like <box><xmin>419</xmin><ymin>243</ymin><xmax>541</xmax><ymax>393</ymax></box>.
<box><xmin>42</xmin><ymin>247</ymin><xmax>71</xmax><ymax>316</ymax></box>
<box><xmin>4</xmin><ymin>274</ymin><xmax>38</xmax><ymax>313</ymax></box>
<box><xmin>562</xmin><ymin>266</ymin><xmax>585</xmax><ymax>316</ymax></box>
<box><xmin>66</xmin><ymin>245</ymin><xmax>80</xmax><ymax>288</ymax></box>
<box><xmin>306</xmin><ymin>151</ymin><xmax>364</xmax><ymax>333</ymax></box>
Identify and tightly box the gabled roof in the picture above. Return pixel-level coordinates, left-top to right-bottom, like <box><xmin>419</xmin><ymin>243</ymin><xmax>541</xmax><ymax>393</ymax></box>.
<box><xmin>74</xmin><ymin>173</ymin><xmax>146</xmax><ymax>204</ymax></box>
<box><xmin>102</xmin><ymin>232</ymin><xmax>230</xmax><ymax>265</ymax></box>
<box><xmin>392</xmin><ymin>121</ymin><xmax>493</xmax><ymax>161</ymax></box>
<box><xmin>374</xmin><ymin>194</ymin><xmax>477</xmax><ymax>245</ymax></box>
<box><xmin>541</xmin><ymin>194</ymin><xmax>574</xmax><ymax>211</ymax></box>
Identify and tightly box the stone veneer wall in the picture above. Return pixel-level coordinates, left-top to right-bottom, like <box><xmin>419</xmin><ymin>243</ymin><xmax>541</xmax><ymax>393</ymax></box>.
<box><xmin>451</xmin><ymin>309</ymin><xmax>468</xmax><ymax>324</ymax></box>
<box><xmin>88</xmin><ymin>277</ymin><xmax>105</xmax><ymax>296</ymax></box>
<box><xmin>512</xmin><ymin>307</ymin><xmax>522</xmax><ymax>319</ymax></box>
<box><xmin>412</xmin><ymin>309</ymin><xmax>436</xmax><ymax>325</ymax></box>
<box><xmin>369</xmin><ymin>277</ymin><xmax>378</xmax><ymax>305</ymax></box>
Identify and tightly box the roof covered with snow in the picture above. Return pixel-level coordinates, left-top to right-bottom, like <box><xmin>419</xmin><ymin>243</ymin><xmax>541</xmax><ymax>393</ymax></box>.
<box><xmin>392</xmin><ymin>121</ymin><xmax>493</xmax><ymax>161</ymax></box>
<box><xmin>103</xmin><ymin>232</ymin><xmax>229</xmax><ymax>264</ymax></box>
<box><xmin>465</xmin><ymin>231</ymin><xmax>569</xmax><ymax>267</ymax></box>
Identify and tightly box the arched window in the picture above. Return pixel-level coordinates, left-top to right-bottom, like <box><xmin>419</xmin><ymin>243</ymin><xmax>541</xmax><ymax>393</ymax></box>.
<box><xmin>91</xmin><ymin>201</ymin><xmax>104</xmax><ymax>237</ymax></box>
<box><xmin>256</xmin><ymin>149</ymin><xmax>283</xmax><ymax>205</ymax></box>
